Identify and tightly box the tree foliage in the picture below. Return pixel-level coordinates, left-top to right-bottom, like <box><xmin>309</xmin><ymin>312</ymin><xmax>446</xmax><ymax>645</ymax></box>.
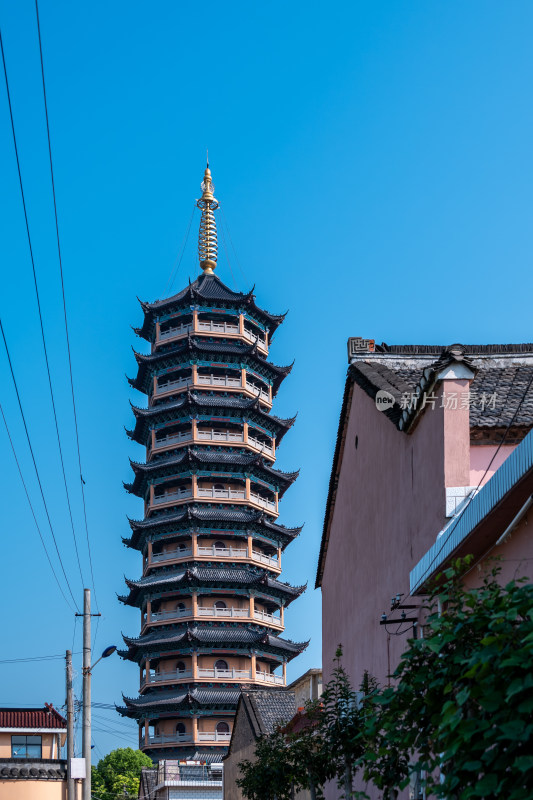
<box><xmin>91</xmin><ymin>747</ymin><xmax>153</xmax><ymax>800</ymax></box>
<box><xmin>238</xmin><ymin>561</ymin><xmax>533</xmax><ymax>800</ymax></box>
<box><xmin>363</xmin><ymin>561</ymin><xmax>533</xmax><ymax>800</ymax></box>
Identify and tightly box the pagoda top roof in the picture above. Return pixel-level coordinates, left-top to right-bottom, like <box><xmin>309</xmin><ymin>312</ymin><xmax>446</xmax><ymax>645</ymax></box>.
<box><xmin>127</xmin><ymin>391</ymin><xmax>295</xmax><ymax>446</ymax></box>
<box><xmin>136</xmin><ymin>274</ymin><xmax>286</xmax><ymax>341</ymax></box>
<box><xmin>119</xmin><ymin>564</ymin><xmax>306</xmax><ymax>606</ymax></box>
<box><xmin>128</xmin><ymin>336</ymin><xmax>292</xmax><ymax>395</ymax></box>
<box><xmin>124</xmin><ymin>505</ymin><xmax>302</xmax><ymax>551</ymax></box>
<box><xmin>119</xmin><ymin>622</ymin><xmax>309</xmax><ymax>661</ymax></box>
<box><xmin>125</xmin><ymin>446</ymin><xmax>298</xmax><ymax>497</ymax></box>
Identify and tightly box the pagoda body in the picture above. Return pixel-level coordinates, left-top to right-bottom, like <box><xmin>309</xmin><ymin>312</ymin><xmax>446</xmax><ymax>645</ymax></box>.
<box><xmin>118</xmin><ymin>166</ymin><xmax>307</xmax><ymax>763</ymax></box>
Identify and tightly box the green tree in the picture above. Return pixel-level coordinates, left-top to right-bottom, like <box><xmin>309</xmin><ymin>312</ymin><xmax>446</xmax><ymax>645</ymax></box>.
<box><xmin>361</xmin><ymin>560</ymin><xmax>533</xmax><ymax>800</ymax></box>
<box><xmin>91</xmin><ymin>747</ymin><xmax>153</xmax><ymax>800</ymax></box>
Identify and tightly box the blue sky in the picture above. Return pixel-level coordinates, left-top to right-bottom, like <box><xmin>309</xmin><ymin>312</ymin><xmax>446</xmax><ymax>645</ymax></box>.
<box><xmin>1</xmin><ymin>0</ymin><xmax>532</xmax><ymax>758</ymax></box>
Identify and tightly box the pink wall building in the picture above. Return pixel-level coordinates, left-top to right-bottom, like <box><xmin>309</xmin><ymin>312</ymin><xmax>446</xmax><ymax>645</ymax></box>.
<box><xmin>316</xmin><ymin>339</ymin><xmax>533</xmax><ymax>716</ymax></box>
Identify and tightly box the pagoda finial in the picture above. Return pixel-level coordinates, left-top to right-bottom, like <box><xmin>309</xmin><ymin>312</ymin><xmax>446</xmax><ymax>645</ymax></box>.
<box><xmin>196</xmin><ymin>159</ymin><xmax>219</xmax><ymax>275</ymax></box>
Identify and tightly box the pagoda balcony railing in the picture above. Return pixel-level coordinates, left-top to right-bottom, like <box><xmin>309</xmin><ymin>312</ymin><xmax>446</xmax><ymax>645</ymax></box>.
<box><xmin>197</xmin><ymin>320</ymin><xmax>240</xmax><ymax>335</ymax></box>
<box><xmin>245</xmin><ymin>381</ymin><xmax>270</xmax><ymax>403</ymax></box>
<box><xmin>249</xmin><ymin>490</ymin><xmax>276</xmax><ymax>512</ymax></box>
<box><xmin>197</xmin><ymin>487</ymin><xmax>246</xmax><ymax>501</ymax></box>
<box><xmin>243</xmin><ymin>326</ymin><xmax>267</xmax><ymax>348</ymax></box>
<box><xmin>148</xmin><ymin>669</ymin><xmax>193</xmax><ymax>683</ymax></box>
<box><xmin>148</xmin><ymin>733</ymin><xmax>193</xmax><ymax>745</ymax></box>
<box><xmin>155</xmin><ymin>376</ymin><xmax>192</xmax><ymax>395</ymax></box>
<box><xmin>151</xmin><ymin>547</ymin><xmax>193</xmax><ymax>563</ymax></box>
<box><xmin>197</xmin><ymin>545</ymin><xmax>247</xmax><ymax>558</ymax></box>
<box><xmin>197</xmin><ymin>429</ymin><xmax>244</xmax><ymax>443</ymax></box>
<box><xmin>251</xmin><ymin>550</ymin><xmax>279</xmax><ymax>567</ymax></box>
<box><xmin>150</xmin><ymin>607</ymin><xmax>192</xmax><ymax>621</ymax></box>
<box><xmin>153</xmin><ymin>430</ymin><xmax>193</xmax><ymax>449</ymax></box>
<box><xmin>152</xmin><ymin>487</ymin><xmax>193</xmax><ymax>505</ymax></box>
<box><xmin>255</xmin><ymin>670</ymin><xmax>284</xmax><ymax>685</ymax></box>
<box><xmin>197</xmin><ymin>605</ymin><xmax>249</xmax><ymax>618</ymax></box>
<box><xmin>197</xmin><ymin>373</ymin><xmax>242</xmax><ymax>389</ymax></box>
<box><xmin>254</xmin><ymin>609</ymin><xmax>281</xmax><ymax>624</ymax></box>
<box><xmin>247</xmin><ymin>434</ymin><xmax>274</xmax><ymax>456</ymax></box>
<box><xmin>159</xmin><ymin>323</ymin><xmax>192</xmax><ymax>341</ymax></box>
<box><xmin>198</xmin><ymin>667</ymin><xmax>252</xmax><ymax>680</ymax></box>
<box><xmin>197</xmin><ymin>732</ymin><xmax>232</xmax><ymax>743</ymax></box>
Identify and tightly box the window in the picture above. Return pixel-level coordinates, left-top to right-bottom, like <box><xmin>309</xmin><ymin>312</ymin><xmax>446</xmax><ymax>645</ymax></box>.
<box><xmin>176</xmin><ymin>602</ymin><xmax>186</xmax><ymax>612</ymax></box>
<box><xmin>176</xmin><ymin>661</ymin><xmax>186</xmax><ymax>673</ymax></box>
<box><xmin>214</xmin><ymin>483</ymin><xmax>225</xmax><ymax>491</ymax></box>
<box><xmin>214</xmin><ymin>600</ymin><xmax>227</xmax><ymax>610</ymax></box>
<box><xmin>214</xmin><ymin>540</ymin><xmax>226</xmax><ymax>550</ymax></box>
<box><xmin>216</xmin><ymin>722</ymin><xmax>230</xmax><ymax>733</ymax></box>
<box><xmin>11</xmin><ymin>735</ymin><xmax>42</xmax><ymax>758</ymax></box>
<box><xmin>214</xmin><ymin>659</ymin><xmax>228</xmax><ymax>671</ymax></box>
<box><xmin>176</xmin><ymin>723</ymin><xmax>186</xmax><ymax>735</ymax></box>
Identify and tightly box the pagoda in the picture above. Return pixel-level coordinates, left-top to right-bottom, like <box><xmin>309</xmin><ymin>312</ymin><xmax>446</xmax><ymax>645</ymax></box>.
<box><xmin>118</xmin><ymin>165</ymin><xmax>307</xmax><ymax>763</ymax></box>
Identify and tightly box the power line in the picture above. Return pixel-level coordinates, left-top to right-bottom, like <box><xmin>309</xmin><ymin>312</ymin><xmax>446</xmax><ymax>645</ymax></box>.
<box><xmin>0</xmin><ymin>319</ymin><xmax>78</xmax><ymax>607</ymax></box>
<box><xmin>0</xmin><ymin>27</ymin><xmax>84</xmax><ymax>596</ymax></box>
<box><xmin>34</xmin><ymin>0</ymin><xmax>99</xmax><ymax>610</ymax></box>
<box><xmin>0</xmin><ymin>398</ymin><xmax>73</xmax><ymax>610</ymax></box>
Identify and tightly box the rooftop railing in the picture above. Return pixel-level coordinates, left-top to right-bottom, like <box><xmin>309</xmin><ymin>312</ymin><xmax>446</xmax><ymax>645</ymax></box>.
<box><xmin>197</xmin><ymin>320</ymin><xmax>240</xmax><ymax>335</ymax></box>
<box><xmin>197</xmin><ymin>606</ymin><xmax>248</xmax><ymax>618</ymax></box>
<box><xmin>152</xmin><ymin>487</ymin><xmax>192</xmax><ymax>505</ymax></box>
<box><xmin>150</xmin><ymin>606</ymin><xmax>191</xmax><ymax>621</ymax></box>
<box><xmin>248</xmin><ymin>434</ymin><xmax>274</xmax><ymax>456</ymax></box>
<box><xmin>197</xmin><ymin>428</ymin><xmax>244</xmax><ymax>443</ymax></box>
<box><xmin>243</xmin><ymin>326</ymin><xmax>267</xmax><ymax>348</ymax></box>
<box><xmin>198</xmin><ymin>667</ymin><xmax>252</xmax><ymax>680</ymax></box>
<box><xmin>197</xmin><ymin>545</ymin><xmax>247</xmax><ymax>558</ymax></box>
<box><xmin>197</xmin><ymin>731</ymin><xmax>232</xmax><ymax>742</ymax></box>
<box><xmin>197</xmin><ymin>373</ymin><xmax>241</xmax><ymax>388</ymax></box>
<box><xmin>251</xmin><ymin>549</ymin><xmax>279</xmax><ymax>567</ymax></box>
<box><xmin>147</xmin><ymin>669</ymin><xmax>193</xmax><ymax>683</ymax></box>
<box><xmin>197</xmin><ymin>486</ymin><xmax>246</xmax><ymax>501</ymax></box>
<box><xmin>151</xmin><ymin>547</ymin><xmax>193</xmax><ymax>563</ymax></box>
<box><xmin>159</xmin><ymin>323</ymin><xmax>192</xmax><ymax>341</ymax></box>
<box><xmin>155</xmin><ymin>376</ymin><xmax>192</xmax><ymax>395</ymax></box>
<box><xmin>148</xmin><ymin>733</ymin><xmax>193</xmax><ymax>744</ymax></box>
<box><xmin>249</xmin><ymin>490</ymin><xmax>276</xmax><ymax>512</ymax></box>
<box><xmin>153</xmin><ymin>430</ymin><xmax>192</xmax><ymax>449</ymax></box>
<box><xmin>254</xmin><ymin>609</ymin><xmax>281</xmax><ymax>624</ymax></box>
<box><xmin>255</xmin><ymin>670</ymin><xmax>284</xmax><ymax>685</ymax></box>
<box><xmin>245</xmin><ymin>381</ymin><xmax>270</xmax><ymax>403</ymax></box>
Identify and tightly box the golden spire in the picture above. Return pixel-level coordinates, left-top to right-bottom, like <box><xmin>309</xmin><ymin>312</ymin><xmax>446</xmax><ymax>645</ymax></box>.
<box><xmin>196</xmin><ymin>160</ymin><xmax>219</xmax><ymax>275</ymax></box>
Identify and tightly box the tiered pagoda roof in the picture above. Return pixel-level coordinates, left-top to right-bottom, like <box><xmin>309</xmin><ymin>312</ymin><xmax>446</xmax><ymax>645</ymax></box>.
<box><xmin>119</xmin><ymin>565</ymin><xmax>306</xmax><ymax>606</ymax></box>
<box><xmin>127</xmin><ymin>391</ymin><xmax>296</xmax><ymax>445</ymax></box>
<box><xmin>135</xmin><ymin>273</ymin><xmax>286</xmax><ymax>342</ymax></box>
<box><xmin>119</xmin><ymin>624</ymin><xmax>308</xmax><ymax>663</ymax></box>
<box><xmin>118</xmin><ymin>164</ymin><xmax>304</xmax><ymax>762</ymax></box>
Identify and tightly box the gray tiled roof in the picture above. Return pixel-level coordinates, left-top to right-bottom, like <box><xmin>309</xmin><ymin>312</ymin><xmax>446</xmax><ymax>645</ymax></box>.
<box><xmin>121</xmin><ymin>686</ymin><xmax>241</xmax><ymax>710</ymax></box>
<box><xmin>120</xmin><ymin>624</ymin><xmax>308</xmax><ymax>658</ymax></box>
<box><xmin>246</xmin><ymin>690</ymin><xmax>296</xmax><ymax>735</ymax></box>
<box><xmin>121</xmin><ymin>565</ymin><xmax>305</xmax><ymax>606</ymax></box>
<box><xmin>349</xmin><ymin>344</ymin><xmax>533</xmax><ymax>433</ymax></box>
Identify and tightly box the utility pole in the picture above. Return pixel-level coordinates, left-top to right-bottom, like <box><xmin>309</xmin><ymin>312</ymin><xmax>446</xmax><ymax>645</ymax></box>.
<box><xmin>82</xmin><ymin>588</ymin><xmax>91</xmax><ymax>800</ymax></box>
<box><xmin>66</xmin><ymin>649</ymin><xmax>75</xmax><ymax>800</ymax></box>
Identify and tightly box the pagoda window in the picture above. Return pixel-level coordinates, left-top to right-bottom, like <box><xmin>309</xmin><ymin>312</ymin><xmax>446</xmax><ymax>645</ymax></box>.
<box><xmin>176</xmin><ymin>602</ymin><xmax>186</xmax><ymax>612</ymax></box>
<box><xmin>214</xmin><ymin>540</ymin><xmax>226</xmax><ymax>550</ymax></box>
<box><xmin>216</xmin><ymin>722</ymin><xmax>230</xmax><ymax>733</ymax></box>
<box><xmin>176</xmin><ymin>661</ymin><xmax>186</xmax><ymax>673</ymax></box>
<box><xmin>214</xmin><ymin>600</ymin><xmax>227</xmax><ymax>610</ymax></box>
<box><xmin>176</xmin><ymin>723</ymin><xmax>186</xmax><ymax>734</ymax></box>
<box><xmin>214</xmin><ymin>483</ymin><xmax>226</xmax><ymax>491</ymax></box>
<box><xmin>214</xmin><ymin>659</ymin><xmax>229</xmax><ymax>671</ymax></box>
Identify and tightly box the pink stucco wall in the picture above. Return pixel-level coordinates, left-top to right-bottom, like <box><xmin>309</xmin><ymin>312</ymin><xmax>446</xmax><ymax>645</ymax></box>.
<box><xmin>462</xmin><ymin>510</ymin><xmax>533</xmax><ymax>589</ymax></box>
<box><xmin>321</xmin><ymin>382</ymin><xmax>449</xmax><ymax>689</ymax></box>
<box><xmin>470</xmin><ymin>444</ymin><xmax>516</xmax><ymax>486</ymax></box>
